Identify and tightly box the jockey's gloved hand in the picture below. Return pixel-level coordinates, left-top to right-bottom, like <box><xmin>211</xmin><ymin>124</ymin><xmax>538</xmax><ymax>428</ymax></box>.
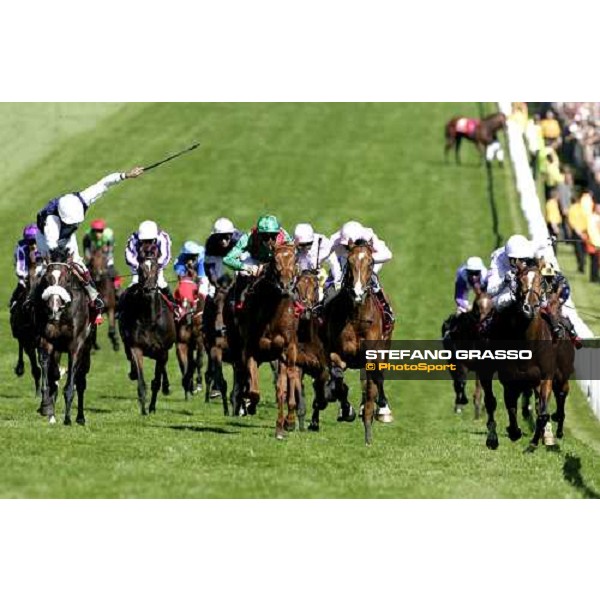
<box><xmin>242</xmin><ymin>265</ymin><xmax>260</xmax><ymax>277</ymax></box>
<box><xmin>333</xmin><ymin>281</ymin><xmax>342</xmax><ymax>291</ymax></box>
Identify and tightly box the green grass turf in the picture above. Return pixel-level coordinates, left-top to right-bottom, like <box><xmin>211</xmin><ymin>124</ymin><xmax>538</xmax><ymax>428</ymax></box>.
<box><xmin>1</xmin><ymin>102</ymin><xmax>599</xmax><ymax>498</ymax></box>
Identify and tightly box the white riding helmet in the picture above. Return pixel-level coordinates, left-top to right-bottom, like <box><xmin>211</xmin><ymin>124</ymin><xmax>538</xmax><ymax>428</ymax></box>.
<box><xmin>212</xmin><ymin>217</ymin><xmax>235</xmax><ymax>235</ymax></box>
<box><xmin>58</xmin><ymin>194</ymin><xmax>85</xmax><ymax>225</ymax></box>
<box><xmin>505</xmin><ymin>234</ymin><xmax>534</xmax><ymax>259</ymax></box>
<box><xmin>465</xmin><ymin>256</ymin><xmax>485</xmax><ymax>271</ymax></box>
<box><xmin>138</xmin><ymin>220</ymin><xmax>159</xmax><ymax>241</ymax></box>
<box><xmin>340</xmin><ymin>221</ymin><xmax>364</xmax><ymax>245</ymax></box>
<box><xmin>294</xmin><ymin>223</ymin><xmax>315</xmax><ymax>245</ymax></box>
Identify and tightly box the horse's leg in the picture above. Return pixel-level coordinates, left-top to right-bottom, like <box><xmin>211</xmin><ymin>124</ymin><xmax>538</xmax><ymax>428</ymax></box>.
<box><xmin>38</xmin><ymin>345</ymin><xmax>57</xmax><ymax>423</ymax></box>
<box><xmin>124</xmin><ymin>342</ymin><xmax>138</xmax><ymax>381</ymax></box>
<box><xmin>92</xmin><ymin>324</ymin><xmax>100</xmax><ymax>351</ymax></box>
<box><xmin>504</xmin><ymin>384</ymin><xmax>523</xmax><ymax>442</ymax></box>
<box><xmin>275</xmin><ymin>361</ymin><xmax>287</xmax><ymax>440</ymax></box>
<box><xmin>131</xmin><ymin>347</ymin><xmax>147</xmax><ymax>415</ymax></box>
<box><xmin>63</xmin><ymin>352</ymin><xmax>77</xmax><ymax>426</ymax></box>
<box><xmin>26</xmin><ymin>344</ymin><xmax>41</xmax><ymax>397</ymax></box>
<box><xmin>215</xmin><ymin>354</ymin><xmax>229</xmax><ymax>416</ymax></box>
<box><xmin>108</xmin><ymin>307</ymin><xmax>119</xmax><ymax>352</ymax></box>
<box><xmin>161</xmin><ymin>356</ymin><xmax>171</xmax><ymax>397</ymax></box>
<box><xmin>246</xmin><ymin>355</ymin><xmax>260</xmax><ymax>414</ymax></box>
<box><xmin>473</xmin><ymin>374</ymin><xmax>482</xmax><ymax>420</ymax></box>
<box><xmin>552</xmin><ymin>380</ymin><xmax>568</xmax><ymax>439</ymax></box>
<box><xmin>363</xmin><ymin>373</ymin><xmax>378</xmax><ymax>446</ymax></box>
<box><xmin>176</xmin><ymin>341</ymin><xmax>190</xmax><ymax>400</ymax></box>
<box><xmin>15</xmin><ymin>341</ymin><xmax>25</xmax><ymax>377</ymax></box>
<box><xmin>149</xmin><ymin>358</ymin><xmax>163</xmax><ymax>414</ymax></box>
<box><xmin>529</xmin><ymin>380</ymin><xmax>554</xmax><ymax>450</ymax></box>
<box><xmin>332</xmin><ymin>363</ymin><xmax>354</xmax><ymax>422</ymax></box>
<box><xmin>204</xmin><ymin>354</ymin><xmax>214</xmax><ymax>403</ymax></box>
<box><xmin>375</xmin><ymin>377</ymin><xmax>393</xmax><ymax>423</ymax></box>
<box><xmin>444</xmin><ymin>133</ymin><xmax>454</xmax><ymax>163</ymax></box>
<box><xmin>455</xmin><ymin>135</ymin><xmax>462</xmax><ymax>165</ymax></box>
<box><xmin>75</xmin><ymin>347</ymin><xmax>90</xmax><ymax>426</ymax></box>
<box><xmin>296</xmin><ymin>371</ymin><xmax>306</xmax><ymax>432</ymax></box>
<box><xmin>284</xmin><ymin>366</ymin><xmax>298</xmax><ymax>433</ymax></box>
<box><xmin>195</xmin><ymin>339</ymin><xmax>203</xmax><ymax>393</ymax></box>
<box><xmin>480</xmin><ymin>375</ymin><xmax>498</xmax><ymax>449</ymax></box>
<box><xmin>452</xmin><ymin>369</ymin><xmax>468</xmax><ymax>413</ymax></box>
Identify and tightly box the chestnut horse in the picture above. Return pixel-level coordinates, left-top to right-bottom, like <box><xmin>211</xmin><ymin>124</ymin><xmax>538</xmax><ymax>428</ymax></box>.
<box><xmin>34</xmin><ymin>254</ymin><xmax>94</xmax><ymax>425</ymax></box>
<box><xmin>322</xmin><ymin>241</ymin><xmax>394</xmax><ymax>445</ymax></box>
<box><xmin>88</xmin><ymin>246</ymin><xmax>119</xmax><ymax>351</ymax></box>
<box><xmin>118</xmin><ymin>248</ymin><xmax>176</xmax><ymax>415</ymax></box>
<box><xmin>444</xmin><ymin>112</ymin><xmax>506</xmax><ymax>164</ymax></box>
<box><xmin>479</xmin><ymin>266</ymin><xmax>556</xmax><ymax>451</ymax></box>
<box><xmin>238</xmin><ymin>243</ymin><xmax>300</xmax><ymax>439</ymax></box>
<box><xmin>10</xmin><ymin>243</ymin><xmax>42</xmax><ymax>395</ymax></box>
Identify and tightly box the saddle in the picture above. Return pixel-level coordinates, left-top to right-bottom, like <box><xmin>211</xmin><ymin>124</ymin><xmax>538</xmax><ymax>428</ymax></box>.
<box><xmin>456</xmin><ymin>117</ymin><xmax>479</xmax><ymax>137</ymax></box>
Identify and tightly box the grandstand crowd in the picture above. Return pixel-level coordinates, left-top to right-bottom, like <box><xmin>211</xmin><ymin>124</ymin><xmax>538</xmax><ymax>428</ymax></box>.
<box><xmin>511</xmin><ymin>102</ymin><xmax>600</xmax><ymax>283</ymax></box>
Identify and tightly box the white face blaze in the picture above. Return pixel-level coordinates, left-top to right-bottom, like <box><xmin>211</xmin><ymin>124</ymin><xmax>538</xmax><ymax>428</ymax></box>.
<box><xmin>51</xmin><ymin>269</ymin><xmax>61</xmax><ymax>285</ymax></box>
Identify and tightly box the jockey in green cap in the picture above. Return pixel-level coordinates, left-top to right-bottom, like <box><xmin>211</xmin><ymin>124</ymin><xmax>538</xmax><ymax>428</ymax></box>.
<box><xmin>223</xmin><ymin>214</ymin><xmax>293</xmax><ymax>310</ymax></box>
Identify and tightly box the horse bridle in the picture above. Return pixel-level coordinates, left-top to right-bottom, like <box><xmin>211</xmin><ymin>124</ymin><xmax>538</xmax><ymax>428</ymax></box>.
<box><xmin>516</xmin><ymin>269</ymin><xmax>545</xmax><ymax>319</ymax></box>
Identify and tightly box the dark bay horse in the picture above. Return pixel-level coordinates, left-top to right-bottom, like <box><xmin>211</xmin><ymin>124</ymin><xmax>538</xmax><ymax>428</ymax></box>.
<box><xmin>479</xmin><ymin>266</ymin><xmax>557</xmax><ymax>451</ymax></box>
<box><xmin>88</xmin><ymin>246</ymin><xmax>119</xmax><ymax>351</ymax></box>
<box><xmin>442</xmin><ymin>289</ymin><xmax>492</xmax><ymax>418</ymax></box>
<box><xmin>10</xmin><ymin>243</ymin><xmax>41</xmax><ymax>395</ymax></box>
<box><xmin>445</xmin><ymin>112</ymin><xmax>506</xmax><ymax>164</ymax></box>
<box><xmin>202</xmin><ymin>276</ymin><xmax>234</xmax><ymax>415</ymax></box>
<box><xmin>174</xmin><ymin>278</ymin><xmax>205</xmax><ymax>400</ymax></box>
<box><xmin>118</xmin><ymin>248</ymin><xmax>176</xmax><ymax>415</ymax></box>
<box><xmin>322</xmin><ymin>241</ymin><xmax>393</xmax><ymax>445</ymax></box>
<box><xmin>238</xmin><ymin>243</ymin><xmax>300</xmax><ymax>439</ymax></box>
<box><xmin>34</xmin><ymin>256</ymin><xmax>94</xmax><ymax>425</ymax></box>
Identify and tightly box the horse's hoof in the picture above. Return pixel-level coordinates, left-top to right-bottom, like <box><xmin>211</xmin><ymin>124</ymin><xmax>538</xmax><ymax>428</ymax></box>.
<box><xmin>556</xmin><ymin>429</ymin><xmax>564</xmax><ymax>439</ymax></box>
<box><xmin>337</xmin><ymin>405</ymin><xmax>356</xmax><ymax>423</ymax></box>
<box><xmin>64</xmin><ymin>417</ymin><xmax>72</xmax><ymax>426</ymax></box>
<box><xmin>76</xmin><ymin>418</ymin><xmax>86</xmax><ymax>426</ymax></box>
<box><xmin>284</xmin><ymin>420</ymin><xmax>296</xmax><ymax>432</ymax></box>
<box><xmin>486</xmin><ymin>436</ymin><xmax>499</xmax><ymax>450</ymax></box>
<box><xmin>210</xmin><ymin>390</ymin><xmax>221</xmax><ymax>399</ymax></box>
<box><xmin>308</xmin><ymin>422</ymin><xmax>320</xmax><ymax>432</ymax></box>
<box><xmin>275</xmin><ymin>430</ymin><xmax>286</xmax><ymax>440</ymax></box>
<box><xmin>162</xmin><ymin>386</ymin><xmax>170</xmax><ymax>397</ymax></box>
<box><xmin>524</xmin><ymin>444</ymin><xmax>537</xmax><ymax>453</ymax></box>
<box><xmin>149</xmin><ymin>406</ymin><xmax>156</xmax><ymax>414</ymax></box>
<box><xmin>48</xmin><ymin>415</ymin><xmax>56</xmax><ymax>425</ymax></box>
<box><xmin>14</xmin><ymin>364</ymin><xmax>25</xmax><ymax>377</ymax></box>
<box><xmin>140</xmin><ymin>409</ymin><xmax>147</xmax><ymax>416</ymax></box>
<box><xmin>454</xmin><ymin>406</ymin><xmax>463</xmax><ymax>415</ymax></box>
<box><xmin>129</xmin><ymin>371</ymin><xmax>138</xmax><ymax>381</ymax></box>
<box><xmin>507</xmin><ymin>426</ymin><xmax>522</xmax><ymax>442</ymax></box>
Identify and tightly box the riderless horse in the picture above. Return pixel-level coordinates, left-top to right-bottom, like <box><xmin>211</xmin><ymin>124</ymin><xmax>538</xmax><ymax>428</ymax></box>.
<box><xmin>34</xmin><ymin>251</ymin><xmax>94</xmax><ymax>425</ymax></box>
<box><xmin>444</xmin><ymin>112</ymin><xmax>506</xmax><ymax>164</ymax></box>
<box><xmin>118</xmin><ymin>246</ymin><xmax>176</xmax><ymax>415</ymax></box>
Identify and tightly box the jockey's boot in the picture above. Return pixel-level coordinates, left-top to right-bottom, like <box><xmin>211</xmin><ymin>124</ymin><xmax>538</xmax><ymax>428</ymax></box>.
<box><xmin>83</xmin><ymin>275</ymin><xmax>105</xmax><ymax>311</ymax></box>
<box><xmin>8</xmin><ymin>284</ymin><xmax>24</xmax><ymax>311</ymax></box>
<box><xmin>232</xmin><ymin>275</ymin><xmax>249</xmax><ymax>312</ymax></box>
<box><xmin>375</xmin><ymin>289</ymin><xmax>395</xmax><ymax>332</ymax></box>
<box><xmin>561</xmin><ymin>315</ymin><xmax>583</xmax><ymax>349</ymax></box>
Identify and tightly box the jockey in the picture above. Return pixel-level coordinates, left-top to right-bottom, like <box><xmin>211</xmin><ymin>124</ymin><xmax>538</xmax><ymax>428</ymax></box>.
<box><xmin>124</xmin><ymin>220</ymin><xmax>175</xmax><ymax>303</ymax></box>
<box><xmin>9</xmin><ymin>224</ymin><xmax>42</xmax><ymax>309</ymax></box>
<box><xmin>329</xmin><ymin>220</ymin><xmax>395</xmax><ymax>327</ymax></box>
<box><xmin>83</xmin><ymin>218</ymin><xmax>118</xmax><ymax>280</ymax></box>
<box><xmin>223</xmin><ymin>214</ymin><xmax>293</xmax><ymax>310</ymax></box>
<box><xmin>204</xmin><ymin>217</ymin><xmax>242</xmax><ymax>290</ymax></box>
<box><xmin>173</xmin><ymin>240</ymin><xmax>210</xmax><ymax>297</ymax></box>
<box><xmin>35</xmin><ymin>167</ymin><xmax>144</xmax><ymax>310</ymax></box>
<box><xmin>487</xmin><ymin>234</ymin><xmax>536</xmax><ymax>311</ymax></box>
<box><xmin>454</xmin><ymin>256</ymin><xmax>488</xmax><ymax>314</ymax></box>
<box><xmin>294</xmin><ymin>223</ymin><xmax>341</xmax><ymax>301</ymax></box>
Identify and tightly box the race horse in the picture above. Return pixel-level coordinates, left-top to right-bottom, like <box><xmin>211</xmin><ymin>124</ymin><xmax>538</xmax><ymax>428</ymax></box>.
<box><xmin>442</xmin><ymin>288</ymin><xmax>493</xmax><ymax>418</ymax></box>
<box><xmin>237</xmin><ymin>243</ymin><xmax>301</xmax><ymax>439</ymax></box>
<box><xmin>174</xmin><ymin>277</ymin><xmax>205</xmax><ymax>400</ymax></box>
<box><xmin>202</xmin><ymin>275</ymin><xmax>234</xmax><ymax>415</ymax></box>
<box><xmin>118</xmin><ymin>247</ymin><xmax>176</xmax><ymax>415</ymax></box>
<box><xmin>34</xmin><ymin>253</ymin><xmax>94</xmax><ymax>425</ymax></box>
<box><xmin>479</xmin><ymin>265</ymin><xmax>557</xmax><ymax>451</ymax></box>
<box><xmin>321</xmin><ymin>241</ymin><xmax>394</xmax><ymax>445</ymax></box>
<box><xmin>10</xmin><ymin>242</ymin><xmax>42</xmax><ymax>395</ymax></box>
<box><xmin>88</xmin><ymin>246</ymin><xmax>119</xmax><ymax>351</ymax></box>
<box><xmin>444</xmin><ymin>112</ymin><xmax>506</xmax><ymax>164</ymax></box>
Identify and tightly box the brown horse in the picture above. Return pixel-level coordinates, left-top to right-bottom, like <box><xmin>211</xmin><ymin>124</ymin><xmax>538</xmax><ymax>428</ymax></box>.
<box><xmin>202</xmin><ymin>276</ymin><xmax>234</xmax><ymax>415</ymax></box>
<box><xmin>322</xmin><ymin>241</ymin><xmax>393</xmax><ymax>445</ymax></box>
<box><xmin>10</xmin><ymin>243</ymin><xmax>42</xmax><ymax>395</ymax></box>
<box><xmin>174</xmin><ymin>278</ymin><xmax>205</xmax><ymax>400</ymax></box>
<box><xmin>445</xmin><ymin>112</ymin><xmax>506</xmax><ymax>164</ymax></box>
<box><xmin>88</xmin><ymin>246</ymin><xmax>119</xmax><ymax>351</ymax></box>
<box><xmin>118</xmin><ymin>248</ymin><xmax>176</xmax><ymax>415</ymax></box>
<box><xmin>442</xmin><ymin>288</ymin><xmax>493</xmax><ymax>418</ymax></box>
<box><xmin>479</xmin><ymin>266</ymin><xmax>557</xmax><ymax>451</ymax></box>
<box><xmin>34</xmin><ymin>254</ymin><xmax>94</xmax><ymax>425</ymax></box>
<box><xmin>238</xmin><ymin>243</ymin><xmax>300</xmax><ymax>439</ymax></box>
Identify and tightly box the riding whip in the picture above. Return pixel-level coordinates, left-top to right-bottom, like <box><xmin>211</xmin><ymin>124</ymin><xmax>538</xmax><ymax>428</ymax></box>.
<box><xmin>143</xmin><ymin>142</ymin><xmax>201</xmax><ymax>172</ymax></box>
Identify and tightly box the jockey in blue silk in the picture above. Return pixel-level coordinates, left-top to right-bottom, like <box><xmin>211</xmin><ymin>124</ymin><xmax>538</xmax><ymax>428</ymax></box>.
<box><xmin>173</xmin><ymin>240</ymin><xmax>210</xmax><ymax>297</ymax></box>
<box><xmin>204</xmin><ymin>217</ymin><xmax>242</xmax><ymax>292</ymax></box>
<box><xmin>35</xmin><ymin>166</ymin><xmax>144</xmax><ymax>310</ymax></box>
<box><xmin>454</xmin><ymin>256</ymin><xmax>488</xmax><ymax>314</ymax></box>
<box><xmin>9</xmin><ymin>224</ymin><xmax>42</xmax><ymax>310</ymax></box>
